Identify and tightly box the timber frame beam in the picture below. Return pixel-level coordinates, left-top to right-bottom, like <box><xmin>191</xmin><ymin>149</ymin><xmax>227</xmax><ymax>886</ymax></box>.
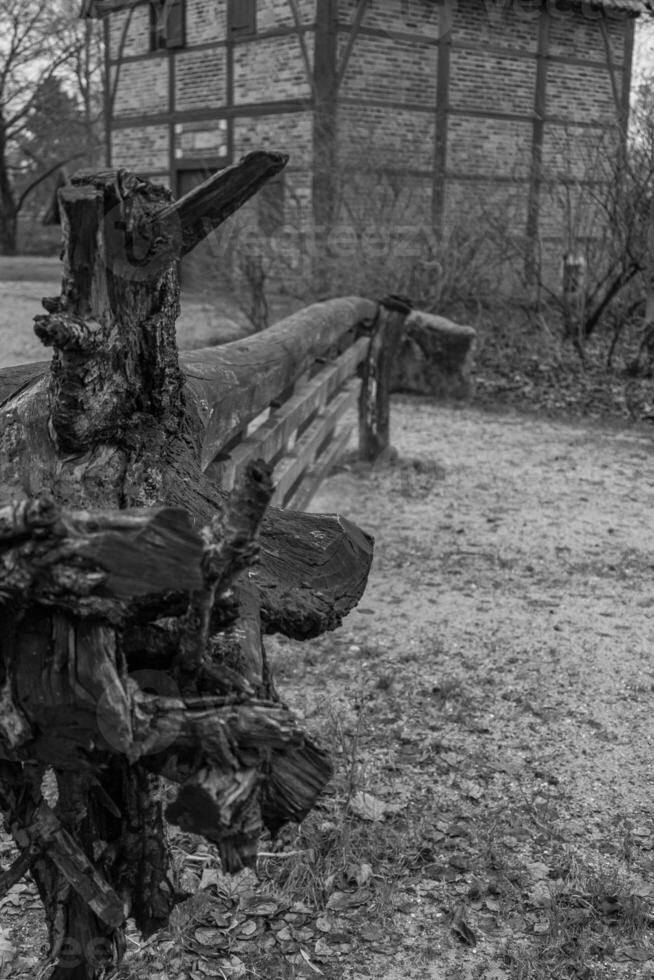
<box><xmin>525</xmin><ymin>6</ymin><xmax>550</xmax><ymax>284</ymax></box>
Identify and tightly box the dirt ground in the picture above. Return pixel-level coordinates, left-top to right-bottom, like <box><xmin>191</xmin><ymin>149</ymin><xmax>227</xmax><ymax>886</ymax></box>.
<box><xmin>2</xmin><ymin>265</ymin><xmax>654</xmax><ymax>979</ymax></box>
<box><xmin>285</xmin><ymin>399</ymin><xmax>654</xmax><ymax>979</ymax></box>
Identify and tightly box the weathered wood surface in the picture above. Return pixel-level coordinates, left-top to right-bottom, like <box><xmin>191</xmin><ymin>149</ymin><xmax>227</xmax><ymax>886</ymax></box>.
<box><xmin>184</xmin><ymin>296</ymin><xmax>378</xmax><ymax>469</ymax></box>
<box><xmin>0</xmin><ymin>157</ymin><xmax>374</xmax><ymax>980</ymax></box>
<box><xmin>561</xmin><ymin>252</ymin><xmax>586</xmax><ymax>360</ymax></box>
<box><xmin>212</xmin><ymin>336</ymin><xmax>370</xmax><ymax>492</ymax></box>
<box><xmin>359</xmin><ymin>299</ymin><xmax>410</xmax><ymax>461</ymax></box>
<box><xmin>195</xmin><ymin>296</ymin><xmax>411</xmax><ymax>511</ymax></box>
<box><xmin>391</xmin><ymin>310</ymin><xmax>476</xmax><ymax>400</ymax></box>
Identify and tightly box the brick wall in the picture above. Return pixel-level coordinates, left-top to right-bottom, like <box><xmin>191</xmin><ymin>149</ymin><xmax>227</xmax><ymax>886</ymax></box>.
<box><xmin>175</xmin><ymin>49</ymin><xmax>227</xmax><ymax>111</ymax></box>
<box><xmin>112</xmin><ymin>125</ymin><xmax>170</xmax><ymax>172</ymax></box>
<box><xmin>548</xmin><ymin>8</ymin><xmax>626</xmax><ymax>63</ymax></box>
<box><xmin>546</xmin><ymin>62</ymin><xmax>620</xmax><ymax>121</ymax></box>
<box><xmin>449</xmin><ymin>50</ymin><xmax>536</xmax><ymax>115</ymax></box>
<box><xmin>233</xmin><ymin>35</ymin><xmax>313</xmax><ymax>104</ymax></box>
<box><xmin>108</xmin><ymin>4</ymin><xmax>150</xmax><ymax>60</ymax></box>
<box><xmin>447</xmin><ymin>117</ymin><xmax>533</xmax><ymax>178</ymax></box>
<box><xmin>338</xmin><ymin>34</ymin><xmax>437</xmax><ymax>106</ymax></box>
<box><xmin>338</xmin><ymin>0</ymin><xmax>443</xmax><ymax>40</ymax></box>
<box><xmin>112</xmin><ymin>57</ymin><xmax>169</xmax><ymax>117</ymax></box>
<box><xmin>541</xmin><ymin>123</ymin><xmax>615</xmax><ymax>180</ymax></box>
<box><xmin>233</xmin><ymin>110</ymin><xmax>313</xmax><ymax>164</ymax></box>
<box><xmin>336</xmin><ymin>104</ymin><xmax>435</xmax><ymax>171</ymax></box>
<box><xmin>257</xmin><ymin>0</ymin><xmax>316</xmax><ymax>30</ymax></box>
<box><xmin>185</xmin><ymin>0</ymin><xmax>226</xmax><ymax>44</ymax></box>
<box><xmin>452</xmin><ymin>0</ymin><xmax>540</xmax><ymax>53</ymax></box>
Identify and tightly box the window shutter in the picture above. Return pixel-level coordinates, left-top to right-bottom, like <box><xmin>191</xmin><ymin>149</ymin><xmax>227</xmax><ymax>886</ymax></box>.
<box><xmin>230</xmin><ymin>0</ymin><xmax>256</xmax><ymax>36</ymax></box>
<box><xmin>164</xmin><ymin>0</ymin><xmax>184</xmax><ymax>48</ymax></box>
<box><xmin>151</xmin><ymin>0</ymin><xmax>185</xmax><ymax>50</ymax></box>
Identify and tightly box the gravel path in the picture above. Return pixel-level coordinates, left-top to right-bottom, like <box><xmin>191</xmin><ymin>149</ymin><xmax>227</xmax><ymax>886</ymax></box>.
<box><xmin>312</xmin><ymin>399</ymin><xmax>654</xmax><ymax>834</ymax></box>
<box><xmin>293</xmin><ymin>398</ymin><xmax>654</xmax><ymax>979</ymax></box>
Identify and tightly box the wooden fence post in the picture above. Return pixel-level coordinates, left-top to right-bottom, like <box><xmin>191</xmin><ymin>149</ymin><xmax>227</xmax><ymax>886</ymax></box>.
<box><xmin>562</xmin><ymin>251</ymin><xmax>586</xmax><ymax>358</ymax></box>
<box><xmin>358</xmin><ymin>297</ymin><xmax>411</xmax><ymax>462</ymax></box>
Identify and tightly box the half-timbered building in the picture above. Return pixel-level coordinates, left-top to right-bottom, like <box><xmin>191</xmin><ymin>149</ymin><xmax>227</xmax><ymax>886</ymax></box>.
<box><xmin>85</xmin><ymin>0</ymin><xmax>642</xmax><ymax>282</ymax></box>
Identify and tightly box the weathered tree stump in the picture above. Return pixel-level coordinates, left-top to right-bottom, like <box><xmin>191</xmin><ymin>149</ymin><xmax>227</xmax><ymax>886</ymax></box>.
<box><xmin>391</xmin><ymin>310</ymin><xmax>476</xmax><ymax>400</ymax></box>
<box><xmin>0</xmin><ymin>155</ymin><xmax>373</xmax><ymax>979</ymax></box>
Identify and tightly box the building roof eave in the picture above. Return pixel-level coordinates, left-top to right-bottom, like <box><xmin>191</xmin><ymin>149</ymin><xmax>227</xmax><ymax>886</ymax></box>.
<box><xmin>80</xmin><ymin>0</ymin><xmax>652</xmax><ymax>17</ymax></box>
<box><xmin>586</xmin><ymin>0</ymin><xmax>651</xmax><ymax>14</ymax></box>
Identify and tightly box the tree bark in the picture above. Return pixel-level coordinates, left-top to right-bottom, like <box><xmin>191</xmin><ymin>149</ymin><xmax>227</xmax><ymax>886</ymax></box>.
<box><xmin>391</xmin><ymin>311</ymin><xmax>476</xmax><ymax>400</ymax></box>
<box><xmin>0</xmin><ymin>120</ymin><xmax>18</xmax><ymax>255</ymax></box>
<box><xmin>359</xmin><ymin>298</ymin><xmax>410</xmax><ymax>461</ymax></box>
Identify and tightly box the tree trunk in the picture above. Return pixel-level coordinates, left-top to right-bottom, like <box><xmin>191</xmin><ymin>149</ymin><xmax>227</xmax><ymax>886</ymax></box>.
<box><xmin>0</xmin><ymin>154</ymin><xmax>374</xmax><ymax>979</ymax></box>
<box><xmin>0</xmin><ymin>123</ymin><xmax>18</xmax><ymax>255</ymax></box>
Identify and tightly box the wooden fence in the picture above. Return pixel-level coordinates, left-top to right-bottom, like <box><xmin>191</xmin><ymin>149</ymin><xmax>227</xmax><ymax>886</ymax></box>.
<box><xmin>192</xmin><ymin>296</ymin><xmax>407</xmax><ymax>511</ymax></box>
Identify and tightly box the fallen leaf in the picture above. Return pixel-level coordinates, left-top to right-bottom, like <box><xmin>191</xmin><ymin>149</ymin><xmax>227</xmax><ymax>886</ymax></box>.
<box><xmin>451</xmin><ymin>911</ymin><xmax>476</xmax><ymax>947</ymax></box>
<box><xmin>300</xmin><ymin>947</ymin><xmax>324</xmax><ymax>974</ymax></box>
<box><xmin>346</xmin><ymin>861</ymin><xmax>373</xmax><ymax>886</ymax></box>
<box><xmin>359</xmin><ymin>924</ymin><xmax>385</xmax><ymax>943</ymax></box>
<box><xmin>0</xmin><ymin>928</ymin><xmax>15</xmax><ymax>970</ymax></box>
<box><xmin>349</xmin><ymin>791</ymin><xmax>403</xmax><ymax>821</ymax></box>
<box><xmin>217</xmin><ymin>955</ymin><xmax>246</xmax><ymax>978</ymax></box>
<box><xmin>238</xmin><ymin>893</ymin><xmax>281</xmax><ymax>916</ymax></box>
<box><xmin>194</xmin><ymin>927</ymin><xmax>225</xmax><ymax>947</ymax></box>
<box><xmin>314</xmin><ymin>936</ymin><xmax>352</xmax><ymax>957</ymax></box>
<box><xmin>198</xmin><ymin>868</ymin><xmax>225</xmax><ymax>893</ymax></box>
<box><xmin>316</xmin><ymin>915</ymin><xmax>334</xmax><ymax>933</ymax></box>
<box><xmin>326</xmin><ymin>889</ymin><xmax>370</xmax><ymax>911</ymax></box>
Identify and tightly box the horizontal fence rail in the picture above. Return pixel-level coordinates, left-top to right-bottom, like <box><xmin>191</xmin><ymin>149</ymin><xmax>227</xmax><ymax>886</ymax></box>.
<box><xmin>198</xmin><ymin>297</ymin><xmax>408</xmax><ymax>511</ymax></box>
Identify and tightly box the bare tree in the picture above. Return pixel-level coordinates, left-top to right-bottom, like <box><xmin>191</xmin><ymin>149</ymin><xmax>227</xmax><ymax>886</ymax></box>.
<box><xmin>0</xmin><ymin>0</ymin><xmax>103</xmax><ymax>254</ymax></box>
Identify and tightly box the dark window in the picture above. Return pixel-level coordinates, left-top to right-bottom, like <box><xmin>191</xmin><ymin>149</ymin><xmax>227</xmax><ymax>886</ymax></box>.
<box><xmin>151</xmin><ymin>0</ymin><xmax>185</xmax><ymax>50</ymax></box>
<box><xmin>229</xmin><ymin>0</ymin><xmax>256</xmax><ymax>37</ymax></box>
<box><xmin>258</xmin><ymin>176</ymin><xmax>284</xmax><ymax>236</ymax></box>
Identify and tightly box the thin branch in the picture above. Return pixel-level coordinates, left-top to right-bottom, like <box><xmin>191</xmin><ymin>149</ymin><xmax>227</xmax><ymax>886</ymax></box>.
<box><xmin>16</xmin><ymin>154</ymin><xmax>84</xmax><ymax>212</ymax></box>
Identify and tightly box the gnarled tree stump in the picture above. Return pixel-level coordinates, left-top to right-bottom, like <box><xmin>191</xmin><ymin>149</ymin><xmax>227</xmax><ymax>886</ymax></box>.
<box><xmin>0</xmin><ymin>154</ymin><xmax>373</xmax><ymax>979</ymax></box>
<box><xmin>391</xmin><ymin>310</ymin><xmax>476</xmax><ymax>400</ymax></box>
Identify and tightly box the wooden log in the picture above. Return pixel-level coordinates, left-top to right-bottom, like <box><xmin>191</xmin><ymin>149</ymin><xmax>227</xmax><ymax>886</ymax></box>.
<box><xmin>255</xmin><ymin>509</ymin><xmax>372</xmax><ymax>638</ymax></box>
<box><xmin>157</xmin><ymin>150</ymin><xmax>288</xmax><ymax>256</ymax></box>
<box><xmin>562</xmin><ymin>252</ymin><xmax>586</xmax><ymax>360</ymax></box>
<box><xmin>183</xmin><ymin>296</ymin><xmax>378</xmax><ymax>470</ymax></box>
<box><xmin>391</xmin><ymin>310</ymin><xmax>476</xmax><ymax>400</ymax></box>
<box><xmin>212</xmin><ymin>336</ymin><xmax>370</xmax><ymax>492</ymax></box>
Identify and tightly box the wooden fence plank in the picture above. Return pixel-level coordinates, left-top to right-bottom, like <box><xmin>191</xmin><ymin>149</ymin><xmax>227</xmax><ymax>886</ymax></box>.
<box><xmin>287</xmin><ymin>424</ymin><xmax>353</xmax><ymax>512</ymax></box>
<box><xmin>212</xmin><ymin>336</ymin><xmax>369</xmax><ymax>490</ymax></box>
<box><xmin>270</xmin><ymin>382</ymin><xmax>359</xmax><ymax>507</ymax></box>
<box><xmin>182</xmin><ymin>297</ymin><xmax>378</xmax><ymax>469</ymax></box>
